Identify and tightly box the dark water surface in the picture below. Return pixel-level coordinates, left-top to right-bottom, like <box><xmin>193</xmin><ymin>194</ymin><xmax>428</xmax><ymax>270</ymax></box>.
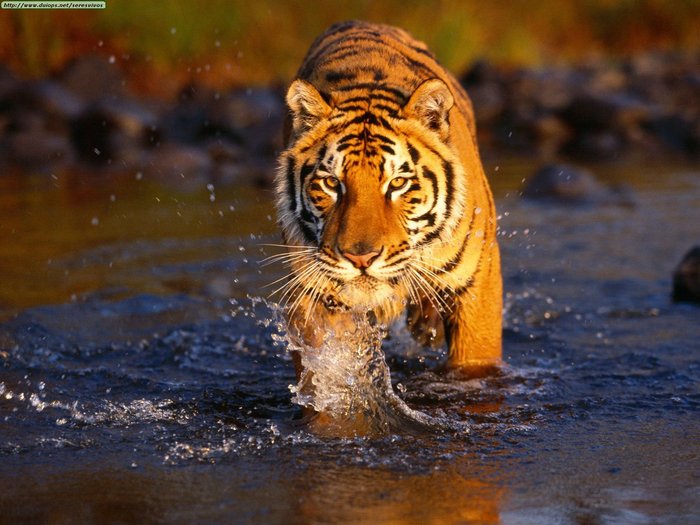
<box><xmin>1</xmin><ymin>161</ymin><xmax>699</xmax><ymax>524</ymax></box>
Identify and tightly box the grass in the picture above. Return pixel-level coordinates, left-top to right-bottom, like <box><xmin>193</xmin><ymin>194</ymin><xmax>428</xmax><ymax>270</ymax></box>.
<box><xmin>1</xmin><ymin>0</ymin><xmax>698</xmax><ymax>95</ymax></box>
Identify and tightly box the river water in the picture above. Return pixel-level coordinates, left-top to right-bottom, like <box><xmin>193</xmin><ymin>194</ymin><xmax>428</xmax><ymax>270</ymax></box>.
<box><xmin>0</xmin><ymin>160</ymin><xmax>699</xmax><ymax>524</ymax></box>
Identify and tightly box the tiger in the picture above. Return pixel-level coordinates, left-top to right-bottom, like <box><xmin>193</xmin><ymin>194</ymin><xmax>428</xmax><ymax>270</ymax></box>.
<box><xmin>273</xmin><ymin>20</ymin><xmax>502</xmax><ymax>382</ymax></box>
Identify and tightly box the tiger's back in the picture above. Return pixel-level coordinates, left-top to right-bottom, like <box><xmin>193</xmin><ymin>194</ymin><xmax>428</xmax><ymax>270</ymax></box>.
<box><xmin>276</xmin><ymin>20</ymin><xmax>502</xmax><ymax>370</ymax></box>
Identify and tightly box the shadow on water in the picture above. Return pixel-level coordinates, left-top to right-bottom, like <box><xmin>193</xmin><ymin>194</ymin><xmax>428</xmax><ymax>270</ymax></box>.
<box><xmin>1</xmin><ymin>163</ymin><xmax>700</xmax><ymax>523</ymax></box>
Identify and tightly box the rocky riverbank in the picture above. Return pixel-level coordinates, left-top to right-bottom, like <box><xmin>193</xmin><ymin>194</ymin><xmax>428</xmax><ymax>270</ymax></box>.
<box><xmin>1</xmin><ymin>52</ymin><xmax>698</xmax><ymax>184</ymax></box>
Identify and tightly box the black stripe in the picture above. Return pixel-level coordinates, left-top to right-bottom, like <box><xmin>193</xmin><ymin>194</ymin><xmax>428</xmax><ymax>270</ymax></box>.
<box><xmin>336</xmin><ymin>104</ymin><xmax>365</xmax><ymax>112</ymax></box>
<box><xmin>325</xmin><ymin>70</ymin><xmax>357</xmax><ymax>83</ymax></box>
<box><xmin>421</xmin><ymin>166</ymin><xmax>439</xmax><ymax>214</ymax></box>
<box><xmin>416</xmin><ymin>227</ymin><xmax>442</xmax><ymax>246</ymax></box>
<box><xmin>407</xmin><ymin>143</ymin><xmax>420</xmax><ymax>163</ymax></box>
<box><xmin>453</xmin><ymin>277</ymin><xmax>475</xmax><ymax>296</ymax></box>
<box><xmin>374</xmin><ymin>134</ymin><xmax>395</xmax><ymax>145</ymax></box>
<box><xmin>299</xmin><ymin>160</ymin><xmax>314</xmax><ymax>179</ymax></box>
<box><xmin>374</xmin><ymin>105</ymin><xmax>400</xmax><ymax>117</ymax></box>
<box><xmin>440</xmin><ymin>208</ymin><xmax>478</xmax><ymax>273</ymax></box>
<box><xmin>299</xmin><ymin>219</ymin><xmax>316</xmax><ymax>244</ymax></box>
<box><xmin>286</xmin><ymin>156</ymin><xmax>296</xmax><ymax>213</ymax></box>
<box><xmin>376</xmin><ymin>114</ymin><xmax>396</xmax><ymax>128</ymax></box>
<box><xmin>410</xmin><ymin>44</ymin><xmax>436</xmax><ymax>60</ymax></box>
<box><xmin>334</xmin><ymin>83</ymin><xmax>407</xmax><ymax>101</ymax></box>
<box><xmin>384</xmin><ymin>255</ymin><xmax>412</xmax><ymax>268</ymax></box>
<box><xmin>442</xmin><ymin>160</ymin><xmax>455</xmax><ymax>223</ymax></box>
<box><xmin>411</xmin><ymin>213</ymin><xmax>436</xmax><ymax>228</ymax></box>
<box><xmin>316</xmin><ymin>144</ymin><xmax>328</xmax><ymax>164</ymax></box>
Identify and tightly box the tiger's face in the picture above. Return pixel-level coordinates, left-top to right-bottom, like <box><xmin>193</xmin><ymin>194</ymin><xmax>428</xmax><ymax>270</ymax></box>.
<box><xmin>276</xmin><ymin>79</ymin><xmax>465</xmax><ymax>314</ymax></box>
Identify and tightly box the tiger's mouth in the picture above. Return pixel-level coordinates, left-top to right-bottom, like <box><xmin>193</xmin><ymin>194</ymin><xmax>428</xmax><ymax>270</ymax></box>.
<box><xmin>335</xmin><ymin>274</ymin><xmax>398</xmax><ymax>311</ymax></box>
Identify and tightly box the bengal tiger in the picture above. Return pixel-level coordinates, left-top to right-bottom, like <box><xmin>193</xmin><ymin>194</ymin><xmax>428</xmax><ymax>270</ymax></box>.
<box><xmin>273</xmin><ymin>20</ymin><xmax>502</xmax><ymax>381</ymax></box>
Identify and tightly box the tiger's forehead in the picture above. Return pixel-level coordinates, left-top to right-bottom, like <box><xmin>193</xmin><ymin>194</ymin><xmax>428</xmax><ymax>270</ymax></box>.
<box><xmin>323</xmin><ymin>118</ymin><xmax>405</xmax><ymax>174</ymax></box>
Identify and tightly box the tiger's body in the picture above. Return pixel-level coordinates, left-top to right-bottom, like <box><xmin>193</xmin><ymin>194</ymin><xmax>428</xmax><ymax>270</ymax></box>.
<box><xmin>274</xmin><ymin>21</ymin><xmax>502</xmax><ymax>374</ymax></box>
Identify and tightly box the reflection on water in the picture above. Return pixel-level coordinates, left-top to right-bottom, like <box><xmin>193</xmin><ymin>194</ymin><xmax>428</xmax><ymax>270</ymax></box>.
<box><xmin>1</xmin><ymin>162</ymin><xmax>700</xmax><ymax>523</ymax></box>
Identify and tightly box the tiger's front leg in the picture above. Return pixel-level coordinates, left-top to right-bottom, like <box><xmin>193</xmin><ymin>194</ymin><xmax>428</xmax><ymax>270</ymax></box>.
<box><xmin>443</xmin><ymin>245</ymin><xmax>503</xmax><ymax>372</ymax></box>
<box><xmin>286</xmin><ymin>295</ymin><xmax>358</xmax><ymax>380</ymax></box>
<box><xmin>285</xmin><ymin>295</ymin><xmax>385</xmax><ymax>436</ymax></box>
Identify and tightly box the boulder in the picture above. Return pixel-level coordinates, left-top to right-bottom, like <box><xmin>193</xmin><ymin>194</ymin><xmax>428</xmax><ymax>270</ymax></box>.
<box><xmin>672</xmin><ymin>246</ymin><xmax>700</xmax><ymax>304</ymax></box>
<box><xmin>70</xmin><ymin>98</ymin><xmax>159</xmax><ymax>164</ymax></box>
<box><xmin>6</xmin><ymin>130</ymin><xmax>73</xmax><ymax>167</ymax></box>
<box><xmin>521</xmin><ymin>163</ymin><xmax>634</xmax><ymax>206</ymax></box>
<box><xmin>560</xmin><ymin>93</ymin><xmax>653</xmax><ymax>132</ymax></box>
<box><xmin>56</xmin><ymin>55</ymin><xmax>126</xmax><ymax>103</ymax></box>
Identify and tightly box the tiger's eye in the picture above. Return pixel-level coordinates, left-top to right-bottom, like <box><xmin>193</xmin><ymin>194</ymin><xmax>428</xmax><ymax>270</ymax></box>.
<box><xmin>323</xmin><ymin>176</ymin><xmax>340</xmax><ymax>190</ymax></box>
<box><xmin>389</xmin><ymin>177</ymin><xmax>407</xmax><ymax>190</ymax></box>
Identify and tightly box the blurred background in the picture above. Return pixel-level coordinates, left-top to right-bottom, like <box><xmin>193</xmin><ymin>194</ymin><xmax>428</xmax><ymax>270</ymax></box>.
<box><xmin>2</xmin><ymin>0</ymin><xmax>700</xmax><ymax>92</ymax></box>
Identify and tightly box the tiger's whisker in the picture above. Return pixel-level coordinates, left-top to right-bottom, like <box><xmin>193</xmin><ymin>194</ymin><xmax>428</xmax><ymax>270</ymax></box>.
<box><xmin>264</xmin><ymin>258</ymin><xmax>318</xmax><ymax>290</ymax></box>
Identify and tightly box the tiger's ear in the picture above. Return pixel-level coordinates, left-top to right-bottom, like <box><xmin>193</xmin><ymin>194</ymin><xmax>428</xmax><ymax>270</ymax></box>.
<box><xmin>286</xmin><ymin>79</ymin><xmax>332</xmax><ymax>137</ymax></box>
<box><xmin>405</xmin><ymin>78</ymin><xmax>454</xmax><ymax>139</ymax></box>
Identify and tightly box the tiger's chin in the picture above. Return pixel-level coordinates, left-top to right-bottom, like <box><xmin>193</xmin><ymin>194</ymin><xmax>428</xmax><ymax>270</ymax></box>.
<box><xmin>336</xmin><ymin>276</ymin><xmax>401</xmax><ymax>315</ymax></box>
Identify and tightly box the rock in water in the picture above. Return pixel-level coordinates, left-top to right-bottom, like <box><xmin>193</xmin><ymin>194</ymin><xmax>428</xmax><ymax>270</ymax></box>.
<box><xmin>672</xmin><ymin>246</ymin><xmax>700</xmax><ymax>304</ymax></box>
<box><xmin>522</xmin><ymin>163</ymin><xmax>635</xmax><ymax>207</ymax></box>
<box><xmin>522</xmin><ymin>164</ymin><xmax>605</xmax><ymax>203</ymax></box>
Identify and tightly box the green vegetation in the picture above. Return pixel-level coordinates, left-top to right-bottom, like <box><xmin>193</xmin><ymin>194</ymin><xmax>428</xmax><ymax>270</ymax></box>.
<box><xmin>1</xmin><ymin>0</ymin><xmax>698</xmax><ymax>93</ymax></box>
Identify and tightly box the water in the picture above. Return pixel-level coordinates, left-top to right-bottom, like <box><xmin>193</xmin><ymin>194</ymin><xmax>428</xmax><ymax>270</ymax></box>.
<box><xmin>1</xmin><ymin>161</ymin><xmax>699</xmax><ymax>524</ymax></box>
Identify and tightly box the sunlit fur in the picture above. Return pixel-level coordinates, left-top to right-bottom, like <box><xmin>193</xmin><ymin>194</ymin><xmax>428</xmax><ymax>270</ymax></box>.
<box><xmin>272</xmin><ymin>21</ymin><xmax>502</xmax><ymax>368</ymax></box>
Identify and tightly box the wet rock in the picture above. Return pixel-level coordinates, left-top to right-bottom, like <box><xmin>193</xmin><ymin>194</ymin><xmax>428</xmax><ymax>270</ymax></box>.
<box><xmin>56</xmin><ymin>55</ymin><xmax>126</xmax><ymax>103</ymax></box>
<box><xmin>531</xmin><ymin>114</ymin><xmax>572</xmax><ymax>158</ymax></box>
<box><xmin>0</xmin><ymin>80</ymin><xmax>82</xmax><ymax>133</ymax></box>
<box><xmin>561</xmin><ymin>131</ymin><xmax>625</xmax><ymax>161</ymax></box>
<box><xmin>522</xmin><ymin>164</ymin><xmax>604</xmax><ymax>203</ymax></box>
<box><xmin>157</xmin><ymin>84</ymin><xmax>243</xmax><ymax>146</ymax></box>
<box><xmin>464</xmin><ymin>83</ymin><xmax>505</xmax><ymax>125</ymax></box>
<box><xmin>0</xmin><ymin>101</ymin><xmax>73</xmax><ymax>168</ymax></box>
<box><xmin>70</xmin><ymin>98</ymin><xmax>159</xmax><ymax>165</ymax></box>
<box><xmin>159</xmin><ymin>103</ymin><xmax>211</xmax><ymax>144</ymax></box>
<box><xmin>0</xmin><ymin>65</ymin><xmax>17</xmax><ymax>98</ymax></box>
<box><xmin>560</xmin><ymin>93</ymin><xmax>653</xmax><ymax>132</ymax></box>
<box><xmin>458</xmin><ymin>54</ymin><xmax>700</xmax><ymax>161</ymax></box>
<box><xmin>461</xmin><ymin>61</ymin><xmax>506</xmax><ymax>125</ymax></box>
<box><xmin>208</xmin><ymin>87</ymin><xmax>284</xmax><ymax>156</ymax></box>
<box><xmin>28</xmin><ymin>80</ymin><xmax>85</xmax><ymax>121</ymax></box>
<box><xmin>672</xmin><ymin>246</ymin><xmax>700</xmax><ymax>304</ymax></box>
<box><xmin>5</xmin><ymin>130</ymin><xmax>73</xmax><ymax>167</ymax></box>
<box><xmin>507</xmin><ymin>68</ymin><xmax>577</xmax><ymax>113</ymax></box>
<box><xmin>521</xmin><ymin>163</ymin><xmax>634</xmax><ymax>206</ymax></box>
<box><xmin>644</xmin><ymin>114</ymin><xmax>700</xmax><ymax>155</ymax></box>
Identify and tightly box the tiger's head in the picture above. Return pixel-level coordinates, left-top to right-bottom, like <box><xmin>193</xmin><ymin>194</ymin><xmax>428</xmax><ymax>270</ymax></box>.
<box><xmin>275</xmin><ymin>78</ymin><xmax>466</xmax><ymax>316</ymax></box>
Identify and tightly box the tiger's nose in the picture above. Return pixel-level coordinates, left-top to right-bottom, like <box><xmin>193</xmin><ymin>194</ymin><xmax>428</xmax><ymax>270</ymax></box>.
<box><xmin>341</xmin><ymin>249</ymin><xmax>380</xmax><ymax>269</ymax></box>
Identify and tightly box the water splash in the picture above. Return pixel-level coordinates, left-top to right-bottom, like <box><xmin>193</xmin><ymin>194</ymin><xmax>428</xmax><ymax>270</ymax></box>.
<box><xmin>279</xmin><ymin>309</ymin><xmax>467</xmax><ymax>436</ymax></box>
